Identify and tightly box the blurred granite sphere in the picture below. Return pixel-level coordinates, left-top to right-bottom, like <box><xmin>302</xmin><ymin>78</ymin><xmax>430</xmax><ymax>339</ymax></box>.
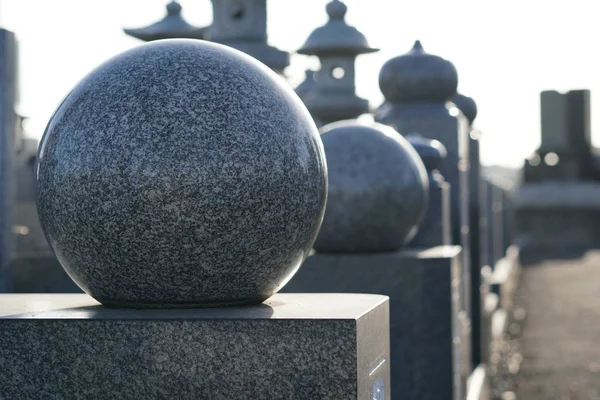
<box><xmin>36</xmin><ymin>39</ymin><xmax>327</xmax><ymax>308</ymax></box>
<box><xmin>314</xmin><ymin>121</ymin><xmax>428</xmax><ymax>253</ymax></box>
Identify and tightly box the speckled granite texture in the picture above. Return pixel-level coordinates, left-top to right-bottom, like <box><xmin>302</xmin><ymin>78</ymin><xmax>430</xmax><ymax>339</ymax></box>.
<box><xmin>0</xmin><ymin>293</ymin><xmax>390</xmax><ymax>400</ymax></box>
<box><xmin>314</xmin><ymin>121</ymin><xmax>428</xmax><ymax>253</ymax></box>
<box><xmin>35</xmin><ymin>39</ymin><xmax>327</xmax><ymax>308</ymax></box>
<box><xmin>282</xmin><ymin>246</ymin><xmax>470</xmax><ymax>400</ymax></box>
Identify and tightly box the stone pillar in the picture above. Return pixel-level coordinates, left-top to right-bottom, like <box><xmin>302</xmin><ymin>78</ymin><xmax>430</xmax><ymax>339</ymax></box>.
<box><xmin>0</xmin><ymin>29</ymin><xmax>17</xmax><ymax>293</ymax></box>
<box><xmin>295</xmin><ymin>1</ymin><xmax>378</xmax><ymax>126</ymax></box>
<box><xmin>283</xmin><ymin>121</ymin><xmax>474</xmax><ymax>399</ymax></box>
<box><xmin>375</xmin><ymin>40</ymin><xmax>472</xmax><ymax>318</ymax></box>
<box><xmin>123</xmin><ymin>1</ymin><xmax>207</xmax><ymax>41</ymax></box>
<box><xmin>209</xmin><ymin>0</ymin><xmax>289</xmax><ymax>74</ymax></box>
<box><xmin>407</xmin><ymin>134</ymin><xmax>451</xmax><ymax>247</ymax></box>
<box><xmin>452</xmin><ymin>93</ymin><xmax>486</xmax><ymax>368</ymax></box>
<box><xmin>2</xmin><ymin>40</ymin><xmax>391</xmax><ymax>399</ymax></box>
<box><xmin>524</xmin><ymin>90</ymin><xmax>594</xmax><ymax>183</ymax></box>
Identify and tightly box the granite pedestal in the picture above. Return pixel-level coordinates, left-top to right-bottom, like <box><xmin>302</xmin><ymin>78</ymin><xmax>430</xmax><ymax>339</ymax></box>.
<box><xmin>282</xmin><ymin>246</ymin><xmax>471</xmax><ymax>400</ymax></box>
<box><xmin>0</xmin><ymin>293</ymin><xmax>389</xmax><ymax>399</ymax></box>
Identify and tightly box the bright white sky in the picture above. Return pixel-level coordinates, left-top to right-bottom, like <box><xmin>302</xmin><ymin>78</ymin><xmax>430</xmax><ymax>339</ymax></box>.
<box><xmin>1</xmin><ymin>0</ymin><xmax>599</xmax><ymax>168</ymax></box>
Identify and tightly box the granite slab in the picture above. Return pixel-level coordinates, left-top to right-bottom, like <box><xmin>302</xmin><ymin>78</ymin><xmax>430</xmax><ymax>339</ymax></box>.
<box><xmin>0</xmin><ymin>293</ymin><xmax>390</xmax><ymax>400</ymax></box>
<box><xmin>281</xmin><ymin>246</ymin><xmax>469</xmax><ymax>400</ymax></box>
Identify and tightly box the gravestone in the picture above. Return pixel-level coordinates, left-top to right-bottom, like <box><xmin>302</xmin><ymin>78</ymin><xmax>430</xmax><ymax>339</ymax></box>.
<box><xmin>283</xmin><ymin>121</ymin><xmax>474</xmax><ymax>399</ymax></box>
<box><xmin>123</xmin><ymin>1</ymin><xmax>207</xmax><ymax>41</ymax></box>
<box><xmin>524</xmin><ymin>90</ymin><xmax>595</xmax><ymax>182</ymax></box>
<box><xmin>209</xmin><ymin>0</ymin><xmax>289</xmax><ymax>74</ymax></box>
<box><xmin>0</xmin><ymin>40</ymin><xmax>391</xmax><ymax>399</ymax></box>
<box><xmin>0</xmin><ymin>29</ymin><xmax>17</xmax><ymax>293</ymax></box>
<box><xmin>407</xmin><ymin>134</ymin><xmax>451</xmax><ymax>247</ymax></box>
<box><xmin>375</xmin><ymin>40</ymin><xmax>472</xmax><ymax>318</ymax></box>
<box><xmin>296</xmin><ymin>0</ymin><xmax>378</xmax><ymax>126</ymax></box>
<box><xmin>517</xmin><ymin>89</ymin><xmax>600</xmax><ymax>258</ymax></box>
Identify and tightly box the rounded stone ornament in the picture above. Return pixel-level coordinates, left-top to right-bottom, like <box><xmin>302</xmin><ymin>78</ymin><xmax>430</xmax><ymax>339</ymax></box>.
<box><xmin>379</xmin><ymin>40</ymin><xmax>458</xmax><ymax>103</ymax></box>
<box><xmin>314</xmin><ymin>121</ymin><xmax>428</xmax><ymax>253</ymax></box>
<box><xmin>36</xmin><ymin>39</ymin><xmax>327</xmax><ymax>308</ymax></box>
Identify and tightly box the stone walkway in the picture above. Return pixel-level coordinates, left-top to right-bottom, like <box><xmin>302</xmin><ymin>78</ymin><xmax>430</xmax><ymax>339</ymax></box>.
<box><xmin>496</xmin><ymin>250</ymin><xmax>600</xmax><ymax>399</ymax></box>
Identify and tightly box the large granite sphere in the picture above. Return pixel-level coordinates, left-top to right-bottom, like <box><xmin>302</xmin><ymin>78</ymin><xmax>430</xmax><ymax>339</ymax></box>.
<box><xmin>379</xmin><ymin>40</ymin><xmax>458</xmax><ymax>103</ymax></box>
<box><xmin>314</xmin><ymin>121</ymin><xmax>428</xmax><ymax>253</ymax></box>
<box><xmin>36</xmin><ymin>39</ymin><xmax>327</xmax><ymax>308</ymax></box>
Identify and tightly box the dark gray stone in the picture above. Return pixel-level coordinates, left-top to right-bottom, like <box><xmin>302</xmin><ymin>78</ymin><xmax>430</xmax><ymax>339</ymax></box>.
<box><xmin>407</xmin><ymin>134</ymin><xmax>451</xmax><ymax>247</ymax></box>
<box><xmin>378</xmin><ymin>40</ymin><xmax>458</xmax><ymax>104</ymax></box>
<box><xmin>524</xmin><ymin>90</ymin><xmax>596</xmax><ymax>183</ymax></box>
<box><xmin>452</xmin><ymin>93</ymin><xmax>477</xmax><ymax>125</ymax></box>
<box><xmin>314</xmin><ymin>121</ymin><xmax>428</xmax><ymax>253</ymax></box>
<box><xmin>515</xmin><ymin>182</ymin><xmax>600</xmax><ymax>258</ymax></box>
<box><xmin>297</xmin><ymin>0</ymin><xmax>378</xmax><ymax>126</ymax></box>
<box><xmin>0</xmin><ymin>29</ymin><xmax>17</xmax><ymax>293</ymax></box>
<box><xmin>375</xmin><ymin>40</ymin><xmax>471</xmax><ymax>317</ymax></box>
<box><xmin>209</xmin><ymin>0</ymin><xmax>289</xmax><ymax>74</ymax></box>
<box><xmin>123</xmin><ymin>1</ymin><xmax>207</xmax><ymax>41</ymax></box>
<box><xmin>281</xmin><ymin>246</ymin><xmax>470</xmax><ymax>400</ymax></box>
<box><xmin>0</xmin><ymin>293</ymin><xmax>390</xmax><ymax>399</ymax></box>
<box><xmin>453</xmin><ymin>92</ymin><xmax>485</xmax><ymax>368</ymax></box>
<box><xmin>36</xmin><ymin>39</ymin><xmax>327</xmax><ymax>308</ymax></box>
<box><xmin>294</xmin><ymin>69</ymin><xmax>317</xmax><ymax>99</ymax></box>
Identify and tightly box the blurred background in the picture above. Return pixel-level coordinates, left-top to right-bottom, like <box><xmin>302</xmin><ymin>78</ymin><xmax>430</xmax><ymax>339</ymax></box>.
<box><xmin>1</xmin><ymin>0</ymin><xmax>599</xmax><ymax>170</ymax></box>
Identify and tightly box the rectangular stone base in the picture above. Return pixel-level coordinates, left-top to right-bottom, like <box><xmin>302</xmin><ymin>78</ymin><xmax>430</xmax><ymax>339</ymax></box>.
<box><xmin>0</xmin><ymin>293</ymin><xmax>390</xmax><ymax>399</ymax></box>
<box><xmin>516</xmin><ymin>183</ymin><xmax>600</xmax><ymax>260</ymax></box>
<box><xmin>281</xmin><ymin>246</ymin><xmax>469</xmax><ymax>400</ymax></box>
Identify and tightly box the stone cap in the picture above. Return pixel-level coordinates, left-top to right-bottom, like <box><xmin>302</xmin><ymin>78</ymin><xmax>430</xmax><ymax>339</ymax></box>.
<box><xmin>406</xmin><ymin>133</ymin><xmax>447</xmax><ymax>172</ymax></box>
<box><xmin>379</xmin><ymin>40</ymin><xmax>458</xmax><ymax>103</ymax></box>
<box><xmin>298</xmin><ymin>0</ymin><xmax>378</xmax><ymax>56</ymax></box>
<box><xmin>452</xmin><ymin>93</ymin><xmax>478</xmax><ymax>124</ymax></box>
<box><xmin>123</xmin><ymin>1</ymin><xmax>207</xmax><ymax>42</ymax></box>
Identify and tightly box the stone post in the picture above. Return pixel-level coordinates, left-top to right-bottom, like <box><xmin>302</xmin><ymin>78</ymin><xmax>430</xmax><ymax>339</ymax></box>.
<box><xmin>283</xmin><ymin>120</ymin><xmax>475</xmax><ymax>399</ymax></box>
<box><xmin>295</xmin><ymin>0</ymin><xmax>378</xmax><ymax>126</ymax></box>
<box><xmin>407</xmin><ymin>134</ymin><xmax>452</xmax><ymax>247</ymax></box>
<box><xmin>375</xmin><ymin>40</ymin><xmax>472</xmax><ymax>319</ymax></box>
<box><xmin>0</xmin><ymin>29</ymin><xmax>17</xmax><ymax>293</ymax></box>
<box><xmin>0</xmin><ymin>40</ymin><xmax>390</xmax><ymax>399</ymax></box>
<box><xmin>452</xmin><ymin>93</ymin><xmax>486</xmax><ymax>368</ymax></box>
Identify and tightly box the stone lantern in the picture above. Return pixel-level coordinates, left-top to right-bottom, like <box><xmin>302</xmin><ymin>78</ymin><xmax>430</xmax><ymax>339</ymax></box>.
<box><xmin>123</xmin><ymin>1</ymin><xmax>207</xmax><ymax>41</ymax></box>
<box><xmin>209</xmin><ymin>0</ymin><xmax>289</xmax><ymax>74</ymax></box>
<box><xmin>297</xmin><ymin>0</ymin><xmax>378</xmax><ymax>126</ymax></box>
